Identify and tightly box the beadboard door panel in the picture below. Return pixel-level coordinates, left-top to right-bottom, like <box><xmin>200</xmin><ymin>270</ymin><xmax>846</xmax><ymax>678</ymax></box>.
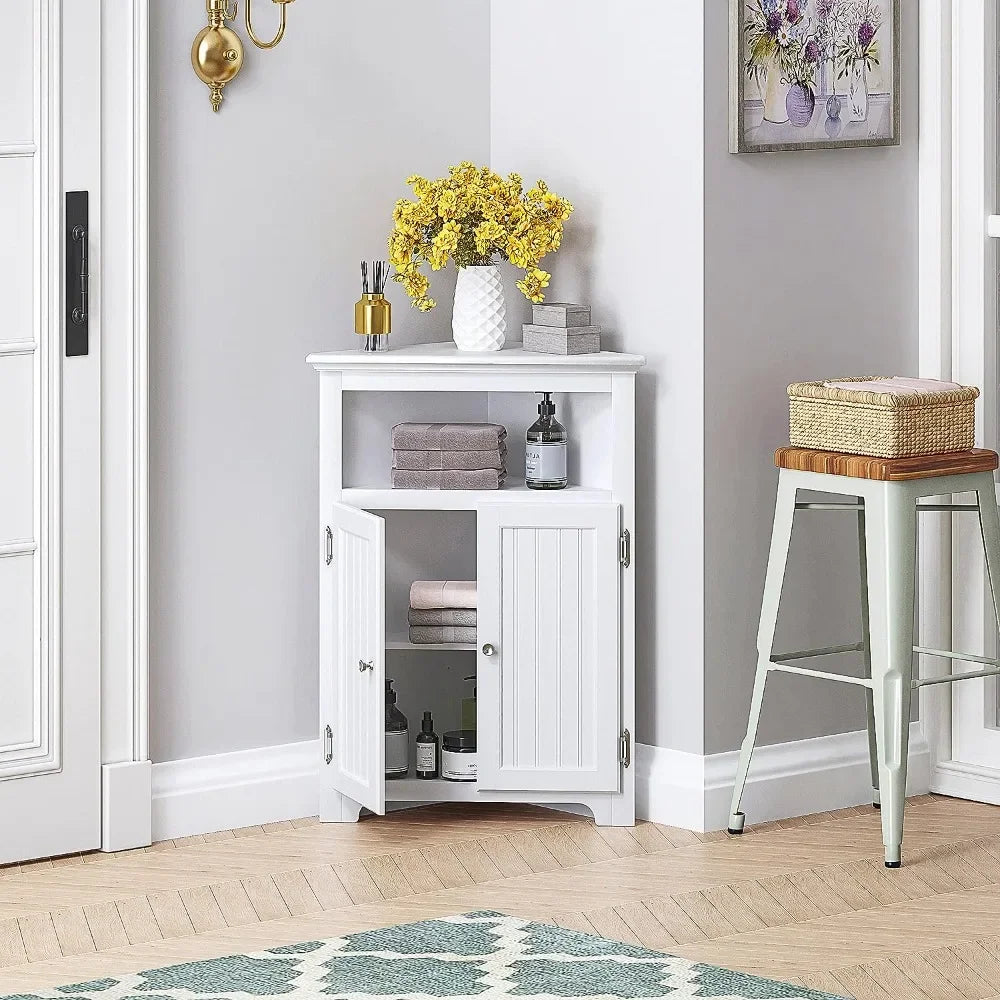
<box><xmin>325</xmin><ymin>503</ymin><xmax>385</xmax><ymax>816</ymax></box>
<box><xmin>477</xmin><ymin>503</ymin><xmax>622</xmax><ymax>792</ymax></box>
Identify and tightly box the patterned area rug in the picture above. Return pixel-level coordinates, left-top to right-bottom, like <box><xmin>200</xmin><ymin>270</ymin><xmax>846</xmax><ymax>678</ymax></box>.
<box><xmin>2</xmin><ymin>911</ymin><xmax>843</xmax><ymax>999</ymax></box>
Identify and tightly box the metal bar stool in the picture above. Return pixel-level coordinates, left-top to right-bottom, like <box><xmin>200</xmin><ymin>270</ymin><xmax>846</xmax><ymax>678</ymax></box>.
<box><xmin>728</xmin><ymin>446</ymin><xmax>1000</xmax><ymax>867</ymax></box>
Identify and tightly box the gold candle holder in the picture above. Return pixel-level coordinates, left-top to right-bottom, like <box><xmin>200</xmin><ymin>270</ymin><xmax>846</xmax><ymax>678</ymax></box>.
<box><xmin>355</xmin><ymin>293</ymin><xmax>391</xmax><ymax>352</ymax></box>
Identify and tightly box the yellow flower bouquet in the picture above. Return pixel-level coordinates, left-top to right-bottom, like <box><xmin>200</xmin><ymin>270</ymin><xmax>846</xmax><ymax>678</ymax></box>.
<box><xmin>388</xmin><ymin>162</ymin><xmax>574</xmax><ymax>313</ymax></box>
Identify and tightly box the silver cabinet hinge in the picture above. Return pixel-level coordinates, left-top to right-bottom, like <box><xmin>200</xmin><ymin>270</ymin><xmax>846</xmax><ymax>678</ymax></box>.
<box><xmin>619</xmin><ymin>530</ymin><xmax>631</xmax><ymax>568</ymax></box>
<box><xmin>619</xmin><ymin>728</ymin><xmax>631</xmax><ymax>768</ymax></box>
<box><xmin>324</xmin><ymin>724</ymin><xmax>333</xmax><ymax>765</ymax></box>
<box><xmin>325</xmin><ymin>526</ymin><xmax>333</xmax><ymax>566</ymax></box>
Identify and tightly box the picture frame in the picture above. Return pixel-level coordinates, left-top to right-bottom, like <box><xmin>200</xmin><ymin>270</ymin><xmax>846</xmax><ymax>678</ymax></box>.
<box><xmin>729</xmin><ymin>0</ymin><xmax>901</xmax><ymax>153</ymax></box>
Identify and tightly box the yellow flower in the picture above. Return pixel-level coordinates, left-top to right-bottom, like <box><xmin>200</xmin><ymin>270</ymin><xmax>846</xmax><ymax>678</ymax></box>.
<box><xmin>388</xmin><ymin>163</ymin><xmax>571</xmax><ymax>311</ymax></box>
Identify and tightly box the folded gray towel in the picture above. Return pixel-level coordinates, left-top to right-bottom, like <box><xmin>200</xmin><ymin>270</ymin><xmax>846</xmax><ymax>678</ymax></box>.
<box><xmin>408</xmin><ymin>607</ymin><xmax>477</xmax><ymax>627</ymax></box>
<box><xmin>409</xmin><ymin>625</ymin><xmax>478</xmax><ymax>644</ymax></box>
<box><xmin>391</xmin><ymin>468</ymin><xmax>506</xmax><ymax>490</ymax></box>
<box><xmin>410</xmin><ymin>580</ymin><xmax>477</xmax><ymax>610</ymax></box>
<box><xmin>393</xmin><ymin>445</ymin><xmax>507</xmax><ymax>472</ymax></box>
<box><xmin>391</xmin><ymin>422</ymin><xmax>507</xmax><ymax>452</ymax></box>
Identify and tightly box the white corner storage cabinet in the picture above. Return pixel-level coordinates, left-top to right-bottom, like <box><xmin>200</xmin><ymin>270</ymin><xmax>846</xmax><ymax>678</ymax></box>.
<box><xmin>308</xmin><ymin>343</ymin><xmax>645</xmax><ymax>826</ymax></box>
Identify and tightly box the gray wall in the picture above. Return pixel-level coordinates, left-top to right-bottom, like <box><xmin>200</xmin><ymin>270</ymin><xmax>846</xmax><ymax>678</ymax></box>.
<box><xmin>149</xmin><ymin>0</ymin><xmax>491</xmax><ymax>763</ymax></box>
<box><xmin>491</xmin><ymin>0</ymin><xmax>707</xmax><ymax>754</ymax></box>
<box><xmin>703</xmin><ymin>2</ymin><xmax>919</xmax><ymax>754</ymax></box>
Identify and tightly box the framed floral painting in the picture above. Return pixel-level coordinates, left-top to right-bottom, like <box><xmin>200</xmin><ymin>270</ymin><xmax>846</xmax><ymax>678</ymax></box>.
<box><xmin>730</xmin><ymin>0</ymin><xmax>900</xmax><ymax>153</ymax></box>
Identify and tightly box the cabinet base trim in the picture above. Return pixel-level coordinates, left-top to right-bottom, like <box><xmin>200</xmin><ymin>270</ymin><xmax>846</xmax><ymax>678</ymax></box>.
<box><xmin>637</xmin><ymin>722</ymin><xmax>929</xmax><ymax>833</ymax></box>
<box><xmin>151</xmin><ymin>740</ymin><xmax>320</xmax><ymax>841</ymax></box>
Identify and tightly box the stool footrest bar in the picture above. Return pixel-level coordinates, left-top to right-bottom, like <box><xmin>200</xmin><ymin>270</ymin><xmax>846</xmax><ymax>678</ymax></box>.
<box><xmin>770</xmin><ymin>642</ymin><xmax>864</xmax><ymax>662</ymax></box>
<box><xmin>913</xmin><ymin>646</ymin><xmax>1000</xmax><ymax>667</ymax></box>
<box><xmin>915</xmin><ymin>504</ymin><xmax>981</xmax><ymax>512</ymax></box>
<box><xmin>767</xmin><ymin>662</ymin><xmax>873</xmax><ymax>687</ymax></box>
<box><xmin>795</xmin><ymin>503</ymin><xmax>864</xmax><ymax>511</ymax></box>
<box><xmin>912</xmin><ymin>666</ymin><xmax>1000</xmax><ymax>688</ymax></box>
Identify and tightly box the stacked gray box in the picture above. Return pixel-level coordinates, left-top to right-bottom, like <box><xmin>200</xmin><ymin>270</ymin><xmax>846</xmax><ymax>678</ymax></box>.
<box><xmin>523</xmin><ymin>302</ymin><xmax>601</xmax><ymax>355</ymax></box>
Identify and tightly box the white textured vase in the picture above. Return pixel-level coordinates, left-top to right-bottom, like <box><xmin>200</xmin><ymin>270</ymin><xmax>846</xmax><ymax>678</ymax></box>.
<box><xmin>452</xmin><ymin>265</ymin><xmax>507</xmax><ymax>352</ymax></box>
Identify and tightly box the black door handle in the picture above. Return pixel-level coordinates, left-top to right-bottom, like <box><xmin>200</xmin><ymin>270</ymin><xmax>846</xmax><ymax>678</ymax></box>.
<box><xmin>66</xmin><ymin>191</ymin><xmax>89</xmax><ymax>357</ymax></box>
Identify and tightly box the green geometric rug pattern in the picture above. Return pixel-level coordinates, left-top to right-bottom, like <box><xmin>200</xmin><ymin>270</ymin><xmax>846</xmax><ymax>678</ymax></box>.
<box><xmin>0</xmin><ymin>911</ymin><xmax>844</xmax><ymax>1000</ymax></box>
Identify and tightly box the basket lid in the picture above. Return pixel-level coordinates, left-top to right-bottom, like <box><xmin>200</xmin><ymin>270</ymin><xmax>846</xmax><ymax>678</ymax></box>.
<box><xmin>788</xmin><ymin>376</ymin><xmax>979</xmax><ymax>408</ymax></box>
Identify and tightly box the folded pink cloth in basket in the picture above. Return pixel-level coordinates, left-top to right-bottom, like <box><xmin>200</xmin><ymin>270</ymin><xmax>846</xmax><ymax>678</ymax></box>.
<box><xmin>824</xmin><ymin>377</ymin><xmax>966</xmax><ymax>396</ymax></box>
<box><xmin>409</xmin><ymin>580</ymin><xmax>477</xmax><ymax>610</ymax></box>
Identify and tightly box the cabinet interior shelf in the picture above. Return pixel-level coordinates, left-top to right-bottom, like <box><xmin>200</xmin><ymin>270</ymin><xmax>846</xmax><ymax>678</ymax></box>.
<box><xmin>386</xmin><ymin>777</ymin><xmax>480</xmax><ymax>802</ymax></box>
<box><xmin>341</xmin><ymin>481</ymin><xmax>611</xmax><ymax>512</ymax></box>
<box><xmin>386</xmin><ymin>634</ymin><xmax>476</xmax><ymax>652</ymax></box>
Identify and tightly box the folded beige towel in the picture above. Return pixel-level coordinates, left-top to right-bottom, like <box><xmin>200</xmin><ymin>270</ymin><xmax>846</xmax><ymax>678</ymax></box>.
<box><xmin>391</xmin><ymin>468</ymin><xmax>506</xmax><ymax>490</ymax></box>
<box><xmin>410</xmin><ymin>580</ymin><xmax>477</xmax><ymax>610</ymax></box>
<box><xmin>408</xmin><ymin>607</ymin><xmax>477</xmax><ymax>627</ymax></box>
<box><xmin>393</xmin><ymin>445</ymin><xmax>507</xmax><ymax>472</ymax></box>
<box><xmin>391</xmin><ymin>422</ymin><xmax>507</xmax><ymax>451</ymax></box>
<box><xmin>409</xmin><ymin>625</ymin><xmax>478</xmax><ymax>644</ymax></box>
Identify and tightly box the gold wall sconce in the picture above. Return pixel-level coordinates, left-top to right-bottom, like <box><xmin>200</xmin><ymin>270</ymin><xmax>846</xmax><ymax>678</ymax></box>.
<box><xmin>192</xmin><ymin>0</ymin><xmax>296</xmax><ymax>112</ymax></box>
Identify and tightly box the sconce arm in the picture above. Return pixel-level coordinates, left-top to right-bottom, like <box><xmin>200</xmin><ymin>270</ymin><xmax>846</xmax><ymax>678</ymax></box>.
<box><xmin>245</xmin><ymin>0</ymin><xmax>290</xmax><ymax>49</ymax></box>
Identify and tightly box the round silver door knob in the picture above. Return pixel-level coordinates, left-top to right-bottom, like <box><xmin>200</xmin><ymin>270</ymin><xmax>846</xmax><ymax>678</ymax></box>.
<box><xmin>358</xmin><ymin>659</ymin><xmax>374</xmax><ymax>672</ymax></box>
<box><xmin>482</xmin><ymin>643</ymin><xmax>496</xmax><ymax>656</ymax></box>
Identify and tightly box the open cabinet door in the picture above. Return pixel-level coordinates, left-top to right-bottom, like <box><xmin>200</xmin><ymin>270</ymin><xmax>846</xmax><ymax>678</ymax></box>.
<box><xmin>323</xmin><ymin>504</ymin><xmax>385</xmax><ymax>816</ymax></box>
<box><xmin>477</xmin><ymin>503</ymin><xmax>622</xmax><ymax>792</ymax></box>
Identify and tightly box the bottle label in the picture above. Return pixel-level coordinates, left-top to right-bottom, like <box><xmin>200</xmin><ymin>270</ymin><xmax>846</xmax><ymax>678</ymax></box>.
<box><xmin>416</xmin><ymin>742</ymin><xmax>437</xmax><ymax>773</ymax></box>
<box><xmin>525</xmin><ymin>442</ymin><xmax>566</xmax><ymax>483</ymax></box>
<box><xmin>385</xmin><ymin>731</ymin><xmax>408</xmax><ymax>775</ymax></box>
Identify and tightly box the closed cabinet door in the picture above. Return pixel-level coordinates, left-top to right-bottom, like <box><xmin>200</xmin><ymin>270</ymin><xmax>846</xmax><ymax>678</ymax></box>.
<box><xmin>323</xmin><ymin>504</ymin><xmax>385</xmax><ymax>816</ymax></box>
<box><xmin>0</xmin><ymin>0</ymin><xmax>101</xmax><ymax>864</ymax></box>
<box><xmin>477</xmin><ymin>504</ymin><xmax>622</xmax><ymax>792</ymax></box>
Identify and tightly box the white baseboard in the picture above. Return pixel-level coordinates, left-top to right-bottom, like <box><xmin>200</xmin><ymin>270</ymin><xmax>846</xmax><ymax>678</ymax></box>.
<box><xmin>931</xmin><ymin>759</ymin><xmax>1000</xmax><ymax>804</ymax></box>
<box><xmin>151</xmin><ymin>724</ymin><xmax>932</xmax><ymax>841</ymax></box>
<box><xmin>102</xmin><ymin>760</ymin><xmax>152</xmax><ymax>851</ymax></box>
<box><xmin>151</xmin><ymin>741</ymin><xmax>320</xmax><ymax>841</ymax></box>
<box><xmin>637</xmin><ymin>722</ymin><xmax>930</xmax><ymax>832</ymax></box>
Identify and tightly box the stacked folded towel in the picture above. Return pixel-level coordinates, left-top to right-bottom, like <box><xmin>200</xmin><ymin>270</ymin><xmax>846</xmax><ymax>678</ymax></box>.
<box><xmin>392</xmin><ymin>423</ymin><xmax>507</xmax><ymax>490</ymax></box>
<box><xmin>408</xmin><ymin>580</ymin><xmax>477</xmax><ymax>644</ymax></box>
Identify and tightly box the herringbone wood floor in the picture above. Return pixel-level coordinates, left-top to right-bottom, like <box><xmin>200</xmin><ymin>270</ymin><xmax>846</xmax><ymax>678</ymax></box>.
<box><xmin>2</xmin><ymin>796</ymin><xmax>1000</xmax><ymax>997</ymax></box>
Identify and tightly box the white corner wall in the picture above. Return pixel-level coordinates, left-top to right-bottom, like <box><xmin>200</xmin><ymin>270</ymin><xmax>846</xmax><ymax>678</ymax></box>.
<box><xmin>149</xmin><ymin>1</ymin><xmax>492</xmax><ymax>765</ymax></box>
<box><xmin>491</xmin><ymin>0</ymin><xmax>707</xmax><ymax>756</ymax></box>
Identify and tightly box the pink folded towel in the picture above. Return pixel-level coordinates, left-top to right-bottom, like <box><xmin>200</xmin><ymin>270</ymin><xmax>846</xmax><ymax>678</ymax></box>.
<box><xmin>824</xmin><ymin>377</ymin><xmax>966</xmax><ymax>396</ymax></box>
<box><xmin>409</xmin><ymin>580</ymin><xmax>477</xmax><ymax>610</ymax></box>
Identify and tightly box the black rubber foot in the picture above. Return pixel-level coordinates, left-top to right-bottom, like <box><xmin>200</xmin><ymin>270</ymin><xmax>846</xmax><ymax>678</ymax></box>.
<box><xmin>727</xmin><ymin>828</ymin><xmax>744</xmax><ymax>836</ymax></box>
<box><xmin>873</xmin><ymin>802</ymin><xmax>881</xmax><ymax>810</ymax></box>
<box><xmin>885</xmin><ymin>860</ymin><xmax>901</xmax><ymax>869</ymax></box>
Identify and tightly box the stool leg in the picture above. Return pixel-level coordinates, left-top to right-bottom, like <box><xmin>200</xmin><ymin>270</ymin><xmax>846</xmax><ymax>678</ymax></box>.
<box><xmin>864</xmin><ymin>484</ymin><xmax>916</xmax><ymax>868</ymax></box>
<box><xmin>976</xmin><ymin>474</ymin><xmax>1000</xmax><ymax>636</ymax></box>
<box><xmin>728</xmin><ymin>474</ymin><xmax>796</xmax><ymax>834</ymax></box>
<box><xmin>858</xmin><ymin>507</ymin><xmax>879</xmax><ymax>808</ymax></box>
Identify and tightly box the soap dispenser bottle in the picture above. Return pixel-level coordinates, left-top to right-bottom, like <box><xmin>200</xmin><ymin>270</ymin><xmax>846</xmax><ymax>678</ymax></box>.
<box><xmin>526</xmin><ymin>392</ymin><xmax>568</xmax><ymax>490</ymax></box>
<box><xmin>415</xmin><ymin>711</ymin><xmax>439</xmax><ymax>779</ymax></box>
<box><xmin>385</xmin><ymin>680</ymin><xmax>409</xmax><ymax>778</ymax></box>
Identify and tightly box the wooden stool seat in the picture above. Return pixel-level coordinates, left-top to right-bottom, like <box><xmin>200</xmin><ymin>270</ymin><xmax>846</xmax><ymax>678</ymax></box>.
<box><xmin>775</xmin><ymin>446</ymin><xmax>999</xmax><ymax>482</ymax></box>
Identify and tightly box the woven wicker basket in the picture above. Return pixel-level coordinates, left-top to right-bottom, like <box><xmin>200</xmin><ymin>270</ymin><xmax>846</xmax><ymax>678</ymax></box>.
<box><xmin>788</xmin><ymin>377</ymin><xmax>979</xmax><ymax>459</ymax></box>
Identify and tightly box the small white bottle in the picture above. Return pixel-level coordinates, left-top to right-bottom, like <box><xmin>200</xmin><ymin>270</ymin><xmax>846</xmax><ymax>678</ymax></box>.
<box><xmin>525</xmin><ymin>392</ymin><xmax>568</xmax><ymax>490</ymax></box>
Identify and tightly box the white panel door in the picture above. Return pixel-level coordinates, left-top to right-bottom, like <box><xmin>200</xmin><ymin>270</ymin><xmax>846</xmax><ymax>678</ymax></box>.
<box><xmin>0</xmin><ymin>0</ymin><xmax>102</xmax><ymax>863</ymax></box>
<box><xmin>477</xmin><ymin>503</ymin><xmax>621</xmax><ymax>792</ymax></box>
<box><xmin>324</xmin><ymin>504</ymin><xmax>385</xmax><ymax>815</ymax></box>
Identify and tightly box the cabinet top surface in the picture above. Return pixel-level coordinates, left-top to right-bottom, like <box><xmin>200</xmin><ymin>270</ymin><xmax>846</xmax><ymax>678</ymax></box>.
<box><xmin>307</xmin><ymin>342</ymin><xmax>646</xmax><ymax>373</ymax></box>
